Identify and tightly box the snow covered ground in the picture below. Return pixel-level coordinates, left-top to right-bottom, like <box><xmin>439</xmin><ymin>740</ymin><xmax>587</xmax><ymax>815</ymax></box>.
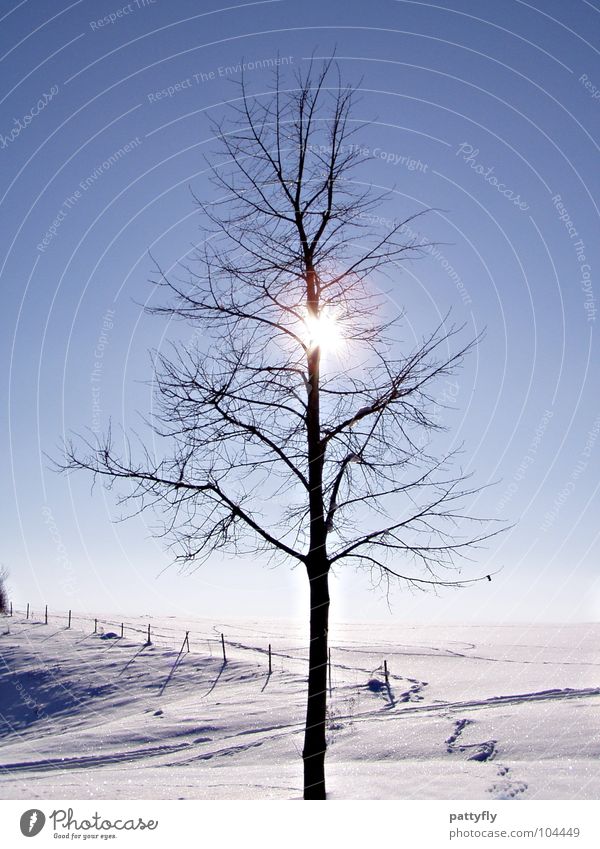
<box><xmin>1</xmin><ymin>612</ymin><xmax>599</xmax><ymax>800</ymax></box>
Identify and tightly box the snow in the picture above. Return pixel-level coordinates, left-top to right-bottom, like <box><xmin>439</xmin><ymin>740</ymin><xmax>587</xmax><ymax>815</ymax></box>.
<box><xmin>1</xmin><ymin>613</ymin><xmax>599</xmax><ymax>800</ymax></box>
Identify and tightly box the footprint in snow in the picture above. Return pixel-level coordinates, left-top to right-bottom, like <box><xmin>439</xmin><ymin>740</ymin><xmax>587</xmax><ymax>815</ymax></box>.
<box><xmin>446</xmin><ymin>718</ymin><xmax>497</xmax><ymax>761</ymax></box>
<box><xmin>446</xmin><ymin>718</ymin><xmax>472</xmax><ymax>751</ymax></box>
<box><xmin>468</xmin><ymin>740</ymin><xmax>497</xmax><ymax>762</ymax></box>
<box><xmin>488</xmin><ymin>780</ymin><xmax>528</xmax><ymax>799</ymax></box>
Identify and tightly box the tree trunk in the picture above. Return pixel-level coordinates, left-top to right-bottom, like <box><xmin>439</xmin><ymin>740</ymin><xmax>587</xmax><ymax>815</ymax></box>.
<box><xmin>302</xmin><ymin>564</ymin><xmax>330</xmax><ymax>799</ymax></box>
<box><xmin>302</xmin><ymin>259</ymin><xmax>329</xmax><ymax>799</ymax></box>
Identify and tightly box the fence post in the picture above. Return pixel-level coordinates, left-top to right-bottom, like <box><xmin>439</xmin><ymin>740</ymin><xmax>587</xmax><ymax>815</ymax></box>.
<box><xmin>120</xmin><ymin>622</ymin><xmax>124</xmax><ymax>639</ymax></box>
<box><xmin>94</xmin><ymin>618</ymin><xmax>97</xmax><ymax>634</ymax></box>
<box><xmin>268</xmin><ymin>643</ymin><xmax>272</xmax><ymax>674</ymax></box>
<box><xmin>221</xmin><ymin>633</ymin><xmax>227</xmax><ymax>663</ymax></box>
<box><xmin>26</xmin><ymin>603</ymin><xmax>29</xmax><ymax>619</ymax></box>
<box><xmin>45</xmin><ymin>605</ymin><xmax>48</xmax><ymax>625</ymax></box>
<box><xmin>67</xmin><ymin>610</ymin><xmax>71</xmax><ymax>629</ymax></box>
<box><xmin>384</xmin><ymin>659</ymin><xmax>389</xmax><ymax>686</ymax></box>
<box><xmin>178</xmin><ymin>632</ymin><xmax>189</xmax><ymax>656</ymax></box>
<box><xmin>146</xmin><ymin>624</ymin><xmax>151</xmax><ymax>645</ymax></box>
<box><xmin>10</xmin><ymin>601</ymin><xmax>13</xmax><ymax>617</ymax></box>
<box><xmin>185</xmin><ymin>631</ymin><xmax>190</xmax><ymax>653</ymax></box>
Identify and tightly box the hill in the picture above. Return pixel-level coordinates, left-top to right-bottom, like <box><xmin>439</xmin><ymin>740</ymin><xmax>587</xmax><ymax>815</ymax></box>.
<box><xmin>1</xmin><ymin>613</ymin><xmax>599</xmax><ymax>800</ymax></box>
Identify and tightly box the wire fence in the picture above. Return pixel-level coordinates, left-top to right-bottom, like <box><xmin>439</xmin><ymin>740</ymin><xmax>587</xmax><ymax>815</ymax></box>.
<box><xmin>4</xmin><ymin>603</ymin><xmax>319</xmax><ymax>683</ymax></box>
<box><xmin>7</xmin><ymin>603</ymin><xmax>263</xmax><ymax>662</ymax></box>
<box><xmin>2</xmin><ymin>603</ymin><xmax>411</xmax><ymax>750</ymax></box>
<box><xmin>3</xmin><ymin>603</ymin><xmax>395</xmax><ymax>697</ymax></box>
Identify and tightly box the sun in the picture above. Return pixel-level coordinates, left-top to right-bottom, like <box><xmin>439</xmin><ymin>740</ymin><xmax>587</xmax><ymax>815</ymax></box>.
<box><xmin>303</xmin><ymin>308</ymin><xmax>344</xmax><ymax>353</ymax></box>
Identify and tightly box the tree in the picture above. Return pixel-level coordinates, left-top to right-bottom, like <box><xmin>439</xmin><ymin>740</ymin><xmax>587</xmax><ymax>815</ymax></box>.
<box><xmin>0</xmin><ymin>566</ymin><xmax>9</xmax><ymax>615</ymax></box>
<box><xmin>58</xmin><ymin>59</ymin><xmax>501</xmax><ymax>799</ymax></box>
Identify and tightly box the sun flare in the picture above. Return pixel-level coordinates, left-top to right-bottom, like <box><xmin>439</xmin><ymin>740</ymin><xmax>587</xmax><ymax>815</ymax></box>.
<box><xmin>304</xmin><ymin>309</ymin><xmax>344</xmax><ymax>353</ymax></box>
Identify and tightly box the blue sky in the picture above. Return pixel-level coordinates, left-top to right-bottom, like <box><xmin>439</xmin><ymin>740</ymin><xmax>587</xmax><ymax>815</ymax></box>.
<box><xmin>1</xmin><ymin>0</ymin><xmax>599</xmax><ymax>625</ymax></box>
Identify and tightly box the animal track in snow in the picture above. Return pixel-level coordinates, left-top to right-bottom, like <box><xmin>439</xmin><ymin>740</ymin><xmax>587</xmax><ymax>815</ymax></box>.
<box><xmin>487</xmin><ymin>764</ymin><xmax>528</xmax><ymax>799</ymax></box>
<box><xmin>446</xmin><ymin>718</ymin><xmax>472</xmax><ymax>751</ymax></box>
<box><xmin>467</xmin><ymin>740</ymin><xmax>497</xmax><ymax>762</ymax></box>
<box><xmin>398</xmin><ymin>681</ymin><xmax>427</xmax><ymax>702</ymax></box>
<box><xmin>445</xmin><ymin>718</ymin><xmax>497</xmax><ymax>761</ymax></box>
<box><xmin>488</xmin><ymin>778</ymin><xmax>528</xmax><ymax>799</ymax></box>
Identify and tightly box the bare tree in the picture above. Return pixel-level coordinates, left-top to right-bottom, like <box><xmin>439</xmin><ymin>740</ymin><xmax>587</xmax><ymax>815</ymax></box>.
<box><xmin>0</xmin><ymin>566</ymin><xmax>9</xmax><ymax>615</ymax></box>
<box><xmin>58</xmin><ymin>59</ymin><xmax>501</xmax><ymax>799</ymax></box>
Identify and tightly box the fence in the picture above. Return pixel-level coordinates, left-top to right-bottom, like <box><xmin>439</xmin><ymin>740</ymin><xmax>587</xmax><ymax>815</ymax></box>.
<box><xmin>7</xmin><ymin>603</ymin><xmax>234</xmax><ymax>660</ymax></box>
<box><xmin>3</xmin><ymin>603</ymin><xmax>396</xmax><ymax>695</ymax></box>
